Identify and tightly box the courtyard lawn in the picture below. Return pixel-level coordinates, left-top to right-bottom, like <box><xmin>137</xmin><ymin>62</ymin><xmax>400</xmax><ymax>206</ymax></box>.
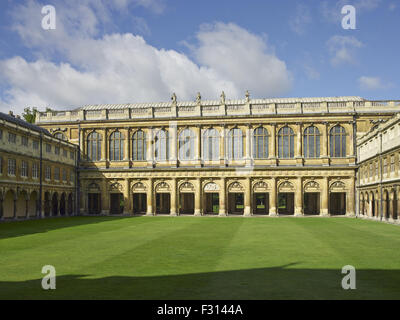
<box><xmin>0</xmin><ymin>216</ymin><xmax>399</xmax><ymax>300</ymax></box>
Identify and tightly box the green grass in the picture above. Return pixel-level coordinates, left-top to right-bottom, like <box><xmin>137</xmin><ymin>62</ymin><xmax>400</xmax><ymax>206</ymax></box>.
<box><xmin>0</xmin><ymin>216</ymin><xmax>399</xmax><ymax>300</ymax></box>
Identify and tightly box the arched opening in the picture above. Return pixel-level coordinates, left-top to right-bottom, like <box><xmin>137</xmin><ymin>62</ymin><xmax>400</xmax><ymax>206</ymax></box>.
<box><xmin>383</xmin><ymin>190</ymin><xmax>389</xmax><ymax>219</ymax></box>
<box><xmin>52</xmin><ymin>193</ymin><xmax>59</xmax><ymax>216</ymax></box>
<box><xmin>393</xmin><ymin>191</ymin><xmax>398</xmax><ymax>220</ymax></box>
<box><xmin>370</xmin><ymin>192</ymin><xmax>375</xmax><ymax>217</ymax></box>
<box><xmin>156</xmin><ymin>193</ymin><xmax>170</xmax><ymax>214</ymax></box>
<box><xmin>44</xmin><ymin>192</ymin><xmax>51</xmax><ymax>217</ymax></box>
<box><xmin>110</xmin><ymin>193</ymin><xmax>124</xmax><ymax>214</ymax></box>
<box><xmin>203</xmin><ymin>182</ymin><xmax>220</xmax><ymax>215</ymax></box>
<box><xmin>67</xmin><ymin>193</ymin><xmax>73</xmax><ymax>215</ymax></box>
<box><xmin>329</xmin><ymin>193</ymin><xmax>346</xmax><ymax>215</ymax></box>
<box><xmin>16</xmin><ymin>190</ymin><xmax>28</xmax><ymax>218</ymax></box>
<box><xmin>60</xmin><ymin>193</ymin><xmax>66</xmax><ymax>216</ymax></box>
<box><xmin>3</xmin><ymin>190</ymin><xmax>16</xmax><ymax>219</ymax></box>
<box><xmin>28</xmin><ymin>191</ymin><xmax>38</xmax><ymax>217</ymax></box>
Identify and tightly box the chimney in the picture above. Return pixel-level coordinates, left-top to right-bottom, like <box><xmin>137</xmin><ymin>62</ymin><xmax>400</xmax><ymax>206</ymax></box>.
<box><xmin>8</xmin><ymin>111</ymin><xmax>14</xmax><ymax>117</ymax></box>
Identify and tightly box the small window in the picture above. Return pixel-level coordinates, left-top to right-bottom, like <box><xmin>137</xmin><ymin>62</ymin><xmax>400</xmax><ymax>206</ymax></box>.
<box><xmin>8</xmin><ymin>133</ymin><xmax>16</xmax><ymax>144</ymax></box>
<box><xmin>21</xmin><ymin>136</ymin><xmax>28</xmax><ymax>147</ymax></box>
<box><xmin>32</xmin><ymin>140</ymin><xmax>39</xmax><ymax>150</ymax></box>
<box><xmin>45</xmin><ymin>166</ymin><xmax>51</xmax><ymax>180</ymax></box>
<box><xmin>0</xmin><ymin>129</ymin><xmax>3</xmax><ymax>140</ymax></box>
<box><xmin>8</xmin><ymin>159</ymin><xmax>16</xmax><ymax>176</ymax></box>
<box><xmin>63</xmin><ymin>149</ymin><xmax>67</xmax><ymax>157</ymax></box>
<box><xmin>21</xmin><ymin>160</ymin><xmax>28</xmax><ymax>177</ymax></box>
<box><xmin>390</xmin><ymin>155</ymin><xmax>395</xmax><ymax>172</ymax></box>
<box><xmin>54</xmin><ymin>167</ymin><xmax>60</xmax><ymax>181</ymax></box>
<box><xmin>55</xmin><ymin>146</ymin><xmax>60</xmax><ymax>155</ymax></box>
<box><xmin>46</xmin><ymin>144</ymin><xmax>51</xmax><ymax>153</ymax></box>
<box><xmin>32</xmin><ymin>163</ymin><xmax>39</xmax><ymax>179</ymax></box>
<box><xmin>70</xmin><ymin>171</ymin><xmax>74</xmax><ymax>183</ymax></box>
<box><xmin>62</xmin><ymin>168</ymin><xmax>67</xmax><ymax>181</ymax></box>
<box><xmin>70</xmin><ymin>151</ymin><xmax>75</xmax><ymax>160</ymax></box>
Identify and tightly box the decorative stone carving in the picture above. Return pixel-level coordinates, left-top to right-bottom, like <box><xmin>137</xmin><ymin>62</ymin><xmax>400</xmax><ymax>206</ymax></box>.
<box><xmin>245</xmin><ymin>90</ymin><xmax>250</xmax><ymax>103</ymax></box>
<box><xmin>132</xmin><ymin>182</ymin><xmax>146</xmax><ymax>192</ymax></box>
<box><xmin>253</xmin><ymin>181</ymin><xmax>269</xmax><ymax>192</ymax></box>
<box><xmin>109</xmin><ymin>182</ymin><xmax>123</xmax><ymax>192</ymax></box>
<box><xmin>330</xmin><ymin>181</ymin><xmax>346</xmax><ymax>191</ymax></box>
<box><xmin>278</xmin><ymin>181</ymin><xmax>295</xmax><ymax>192</ymax></box>
<box><xmin>304</xmin><ymin>181</ymin><xmax>320</xmax><ymax>192</ymax></box>
<box><xmin>88</xmin><ymin>182</ymin><xmax>100</xmax><ymax>192</ymax></box>
<box><xmin>179</xmin><ymin>181</ymin><xmax>195</xmax><ymax>193</ymax></box>
<box><xmin>155</xmin><ymin>181</ymin><xmax>170</xmax><ymax>192</ymax></box>
<box><xmin>171</xmin><ymin>93</ymin><xmax>177</xmax><ymax>104</ymax></box>
<box><xmin>220</xmin><ymin>91</ymin><xmax>226</xmax><ymax>104</ymax></box>
<box><xmin>204</xmin><ymin>182</ymin><xmax>220</xmax><ymax>192</ymax></box>
<box><xmin>196</xmin><ymin>92</ymin><xmax>201</xmax><ymax>104</ymax></box>
<box><xmin>228</xmin><ymin>181</ymin><xmax>244</xmax><ymax>193</ymax></box>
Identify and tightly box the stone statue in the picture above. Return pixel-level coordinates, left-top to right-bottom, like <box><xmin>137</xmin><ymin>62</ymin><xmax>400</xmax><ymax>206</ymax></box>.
<box><xmin>220</xmin><ymin>91</ymin><xmax>226</xmax><ymax>104</ymax></box>
<box><xmin>196</xmin><ymin>92</ymin><xmax>201</xmax><ymax>104</ymax></box>
<box><xmin>171</xmin><ymin>92</ymin><xmax>177</xmax><ymax>104</ymax></box>
<box><xmin>245</xmin><ymin>90</ymin><xmax>250</xmax><ymax>102</ymax></box>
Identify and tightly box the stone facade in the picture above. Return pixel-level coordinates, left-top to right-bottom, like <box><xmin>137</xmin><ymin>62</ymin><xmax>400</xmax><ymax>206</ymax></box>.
<box><xmin>32</xmin><ymin>95</ymin><xmax>400</xmax><ymax>219</ymax></box>
<box><xmin>357</xmin><ymin>112</ymin><xmax>400</xmax><ymax>223</ymax></box>
<box><xmin>0</xmin><ymin>112</ymin><xmax>78</xmax><ymax>219</ymax></box>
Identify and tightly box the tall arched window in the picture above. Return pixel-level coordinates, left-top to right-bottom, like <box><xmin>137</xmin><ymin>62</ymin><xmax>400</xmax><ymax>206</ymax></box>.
<box><xmin>278</xmin><ymin>126</ymin><xmax>294</xmax><ymax>158</ymax></box>
<box><xmin>330</xmin><ymin>125</ymin><xmax>346</xmax><ymax>157</ymax></box>
<box><xmin>253</xmin><ymin>127</ymin><xmax>269</xmax><ymax>159</ymax></box>
<box><xmin>203</xmin><ymin>128</ymin><xmax>219</xmax><ymax>160</ymax></box>
<box><xmin>132</xmin><ymin>130</ymin><xmax>146</xmax><ymax>161</ymax></box>
<box><xmin>228</xmin><ymin>128</ymin><xmax>243</xmax><ymax>160</ymax></box>
<box><xmin>87</xmin><ymin>131</ymin><xmax>102</xmax><ymax>161</ymax></box>
<box><xmin>54</xmin><ymin>132</ymin><xmax>66</xmax><ymax>141</ymax></box>
<box><xmin>303</xmin><ymin>126</ymin><xmax>320</xmax><ymax>158</ymax></box>
<box><xmin>179</xmin><ymin>129</ymin><xmax>195</xmax><ymax>160</ymax></box>
<box><xmin>155</xmin><ymin>129</ymin><xmax>169</xmax><ymax>161</ymax></box>
<box><xmin>109</xmin><ymin>131</ymin><xmax>124</xmax><ymax>161</ymax></box>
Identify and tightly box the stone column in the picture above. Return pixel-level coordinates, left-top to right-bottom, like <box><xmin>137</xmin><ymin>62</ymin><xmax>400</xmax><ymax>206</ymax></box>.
<box><xmin>123</xmin><ymin>128</ymin><xmax>130</xmax><ymax>161</ymax></box>
<box><xmin>245</xmin><ymin>126</ymin><xmax>251</xmax><ymax>160</ymax></box>
<box><xmin>80</xmin><ymin>129</ymin><xmax>86</xmax><ymax>161</ymax></box>
<box><xmin>123</xmin><ymin>179</ymin><xmax>131</xmax><ymax>214</ymax></box>
<box><xmin>269</xmin><ymin>177</ymin><xmax>277</xmax><ymax>216</ymax></box>
<box><xmin>346</xmin><ymin>177</ymin><xmax>355</xmax><ymax>217</ymax></box>
<box><xmin>220</xmin><ymin>125</ymin><xmax>226</xmax><ymax>167</ymax></box>
<box><xmin>244</xmin><ymin>177</ymin><xmax>252</xmax><ymax>216</ymax></box>
<box><xmin>389</xmin><ymin>192</ymin><xmax>394</xmax><ymax>221</ymax></box>
<box><xmin>321</xmin><ymin>123</ymin><xmax>328</xmax><ymax>157</ymax></box>
<box><xmin>101</xmin><ymin>179</ymin><xmax>109</xmax><ymax>214</ymax></box>
<box><xmin>146</xmin><ymin>178</ymin><xmax>154</xmax><ymax>215</ymax></box>
<box><xmin>320</xmin><ymin>177</ymin><xmax>329</xmax><ymax>216</ymax></box>
<box><xmin>101</xmin><ymin>128</ymin><xmax>107</xmax><ymax>161</ymax></box>
<box><xmin>219</xmin><ymin>177</ymin><xmax>226</xmax><ymax>216</ymax></box>
<box><xmin>170</xmin><ymin>178</ymin><xmax>177</xmax><ymax>216</ymax></box>
<box><xmin>294</xmin><ymin>177</ymin><xmax>303</xmax><ymax>216</ymax></box>
<box><xmin>170</xmin><ymin>124</ymin><xmax>178</xmax><ymax>167</ymax></box>
<box><xmin>397</xmin><ymin>186</ymin><xmax>400</xmax><ymax>223</ymax></box>
<box><xmin>295</xmin><ymin>123</ymin><xmax>302</xmax><ymax>158</ymax></box>
<box><xmin>194</xmin><ymin>178</ymin><xmax>202</xmax><ymax>216</ymax></box>
<box><xmin>147</xmin><ymin>127</ymin><xmax>154</xmax><ymax>167</ymax></box>
<box><xmin>269</xmin><ymin>124</ymin><xmax>276</xmax><ymax>163</ymax></box>
<box><xmin>195</xmin><ymin>125</ymin><xmax>202</xmax><ymax>167</ymax></box>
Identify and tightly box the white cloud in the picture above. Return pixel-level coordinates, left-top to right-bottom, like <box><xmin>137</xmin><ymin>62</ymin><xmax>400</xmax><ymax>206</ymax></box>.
<box><xmin>326</xmin><ymin>35</ymin><xmax>363</xmax><ymax>66</ymax></box>
<box><xmin>358</xmin><ymin>76</ymin><xmax>391</xmax><ymax>90</ymax></box>
<box><xmin>0</xmin><ymin>3</ymin><xmax>292</xmax><ymax>114</ymax></box>
<box><xmin>289</xmin><ymin>4</ymin><xmax>312</xmax><ymax>35</ymax></box>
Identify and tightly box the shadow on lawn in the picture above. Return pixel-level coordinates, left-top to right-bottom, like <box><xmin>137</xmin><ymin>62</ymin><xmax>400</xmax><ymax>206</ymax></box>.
<box><xmin>1</xmin><ymin>264</ymin><xmax>399</xmax><ymax>300</ymax></box>
<box><xmin>0</xmin><ymin>216</ymin><xmax>136</xmax><ymax>240</ymax></box>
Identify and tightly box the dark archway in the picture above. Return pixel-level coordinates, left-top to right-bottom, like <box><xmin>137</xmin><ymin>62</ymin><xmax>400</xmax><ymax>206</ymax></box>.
<box><xmin>228</xmin><ymin>193</ymin><xmax>244</xmax><ymax>215</ymax></box>
<box><xmin>278</xmin><ymin>193</ymin><xmax>294</xmax><ymax>215</ymax></box>
<box><xmin>304</xmin><ymin>193</ymin><xmax>320</xmax><ymax>215</ymax></box>
<box><xmin>179</xmin><ymin>193</ymin><xmax>194</xmax><ymax>214</ymax></box>
<box><xmin>329</xmin><ymin>193</ymin><xmax>346</xmax><ymax>215</ymax></box>
<box><xmin>67</xmin><ymin>193</ymin><xmax>73</xmax><ymax>215</ymax></box>
<box><xmin>3</xmin><ymin>190</ymin><xmax>16</xmax><ymax>219</ymax></box>
<box><xmin>253</xmin><ymin>193</ymin><xmax>269</xmax><ymax>215</ymax></box>
<box><xmin>204</xmin><ymin>193</ymin><xmax>219</xmax><ymax>215</ymax></box>
<box><xmin>60</xmin><ymin>193</ymin><xmax>66</xmax><ymax>216</ymax></box>
<box><xmin>132</xmin><ymin>193</ymin><xmax>147</xmax><ymax>215</ymax></box>
<box><xmin>156</xmin><ymin>193</ymin><xmax>170</xmax><ymax>214</ymax></box>
<box><xmin>52</xmin><ymin>193</ymin><xmax>59</xmax><ymax>216</ymax></box>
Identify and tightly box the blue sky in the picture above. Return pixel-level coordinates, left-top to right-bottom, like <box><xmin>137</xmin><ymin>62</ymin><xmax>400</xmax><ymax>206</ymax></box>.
<box><xmin>0</xmin><ymin>0</ymin><xmax>399</xmax><ymax>114</ymax></box>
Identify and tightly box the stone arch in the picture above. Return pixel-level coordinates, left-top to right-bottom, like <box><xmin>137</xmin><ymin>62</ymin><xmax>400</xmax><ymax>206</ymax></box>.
<box><xmin>278</xmin><ymin>180</ymin><xmax>295</xmax><ymax>192</ymax></box>
<box><xmin>203</xmin><ymin>182</ymin><xmax>220</xmax><ymax>192</ymax></box>
<box><xmin>28</xmin><ymin>190</ymin><xmax>38</xmax><ymax>217</ymax></box>
<box><xmin>60</xmin><ymin>192</ymin><xmax>66</xmax><ymax>216</ymax></box>
<box><xmin>52</xmin><ymin>192</ymin><xmax>59</xmax><ymax>216</ymax></box>
<box><xmin>155</xmin><ymin>181</ymin><xmax>171</xmax><ymax>193</ymax></box>
<box><xmin>228</xmin><ymin>181</ymin><xmax>244</xmax><ymax>193</ymax></box>
<box><xmin>67</xmin><ymin>193</ymin><xmax>73</xmax><ymax>215</ymax></box>
<box><xmin>303</xmin><ymin>181</ymin><xmax>320</xmax><ymax>192</ymax></box>
<box><xmin>369</xmin><ymin>191</ymin><xmax>375</xmax><ymax>217</ymax></box>
<box><xmin>109</xmin><ymin>182</ymin><xmax>123</xmax><ymax>193</ymax></box>
<box><xmin>16</xmin><ymin>190</ymin><xmax>28</xmax><ymax>218</ymax></box>
<box><xmin>329</xmin><ymin>180</ymin><xmax>347</xmax><ymax>192</ymax></box>
<box><xmin>131</xmin><ymin>182</ymin><xmax>147</xmax><ymax>193</ymax></box>
<box><xmin>382</xmin><ymin>189</ymin><xmax>389</xmax><ymax>219</ymax></box>
<box><xmin>44</xmin><ymin>191</ymin><xmax>51</xmax><ymax>217</ymax></box>
<box><xmin>3</xmin><ymin>189</ymin><xmax>16</xmax><ymax>218</ymax></box>
<box><xmin>253</xmin><ymin>180</ymin><xmax>269</xmax><ymax>192</ymax></box>
<box><xmin>179</xmin><ymin>181</ymin><xmax>195</xmax><ymax>193</ymax></box>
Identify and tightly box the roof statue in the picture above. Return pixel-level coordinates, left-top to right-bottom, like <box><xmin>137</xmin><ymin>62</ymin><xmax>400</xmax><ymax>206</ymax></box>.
<box><xmin>196</xmin><ymin>92</ymin><xmax>201</xmax><ymax>104</ymax></box>
<box><xmin>220</xmin><ymin>91</ymin><xmax>226</xmax><ymax>104</ymax></box>
<box><xmin>171</xmin><ymin>92</ymin><xmax>177</xmax><ymax>104</ymax></box>
<box><xmin>245</xmin><ymin>90</ymin><xmax>250</xmax><ymax>103</ymax></box>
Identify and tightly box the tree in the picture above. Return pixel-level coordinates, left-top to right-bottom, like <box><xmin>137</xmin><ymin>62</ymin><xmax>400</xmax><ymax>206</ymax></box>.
<box><xmin>22</xmin><ymin>107</ymin><xmax>38</xmax><ymax>124</ymax></box>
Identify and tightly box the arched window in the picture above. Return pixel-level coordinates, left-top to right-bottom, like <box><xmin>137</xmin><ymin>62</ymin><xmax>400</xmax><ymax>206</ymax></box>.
<box><xmin>179</xmin><ymin>129</ymin><xmax>195</xmax><ymax>160</ymax></box>
<box><xmin>87</xmin><ymin>131</ymin><xmax>102</xmax><ymax>161</ymax></box>
<box><xmin>155</xmin><ymin>130</ymin><xmax>169</xmax><ymax>161</ymax></box>
<box><xmin>203</xmin><ymin>128</ymin><xmax>219</xmax><ymax>160</ymax></box>
<box><xmin>132</xmin><ymin>130</ymin><xmax>146</xmax><ymax>161</ymax></box>
<box><xmin>303</xmin><ymin>126</ymin><xmax>320</xmax><ymax>158</ymax></box>
<box><xmin>278</xmin><ymin>126</ymin><xmax>294</xmax><ymax>158</ymax></box>
<box><xmin>228</xmin><ymin>128</ymin><xmax>243</xmax><ymax>160</ymax></box>
<box><xmin>253</xmin><ymin>127</ymin><xmax>269</xmax><ymax>159</ymax></box>
<box><xmin>109</xmin><ymin>131</ymin><xmax>124</xmax><ymax>161</ymax></box>
<box><xmin>330</xmin><ymin>125</ymin><xmax>346</xmax><ymax>157</ymax></box>
<box><xmin>54</xmin><ymin>132</ymin><xmax>66</xmax><ymax>141</ymax></box>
